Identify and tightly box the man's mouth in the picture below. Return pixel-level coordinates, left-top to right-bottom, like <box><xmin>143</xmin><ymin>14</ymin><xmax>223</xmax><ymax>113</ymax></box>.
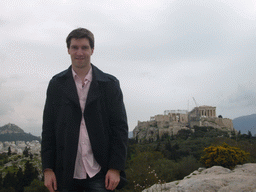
<box><xmin>75</xmin><ymin>57</ymin><xmax>85</xmax><ymax>60</ymax></box>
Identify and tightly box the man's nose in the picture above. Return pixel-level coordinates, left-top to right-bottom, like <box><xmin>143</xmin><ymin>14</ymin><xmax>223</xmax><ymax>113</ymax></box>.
<box><xmin>77</xmin><ymin>48</ymin><xmax>83</xmax><ymax>55</ymax></box>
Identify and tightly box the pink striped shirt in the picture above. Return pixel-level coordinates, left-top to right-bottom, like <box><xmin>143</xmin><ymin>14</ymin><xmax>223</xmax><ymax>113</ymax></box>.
<box><xmin>72</xmin><ymin>67</ymin><xmax>101</xmax><ymax>179</ymax></box>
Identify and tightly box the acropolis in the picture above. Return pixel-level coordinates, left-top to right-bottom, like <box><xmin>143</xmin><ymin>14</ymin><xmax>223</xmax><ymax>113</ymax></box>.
<box><xmin>133</xmin><ymin>105</ymin><xmax>234</xmax><ymax>141</ymax></box>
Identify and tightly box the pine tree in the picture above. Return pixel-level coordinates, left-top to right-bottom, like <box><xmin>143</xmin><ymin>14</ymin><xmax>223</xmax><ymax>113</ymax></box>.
<box><xmin>23</xmin><ymin>161</ymin><xmax>38</xmax><ymax>187</ymax></box>
<box><xmin>29</xmin><ymin>153</ymin><xmax>33</xmax><ymax>160</ymax></box>
<box><xmin>0</xmin><ymin>172</ymin><xmax>2</xmax><ymax>190</ymax></box>
<box><xmin>23</xmin><ymin>147</ymin><xmax>29</xmax><ymax>157</ymax></box>
<box><xmin>155</xmin><ymin>141</ymin><xmax>161</xmax><ymax>151</ymax></box>
<box><xmin>3</xmin><ymin>172</ymin><xmax>16</xmax><ymax>189</ymax></box>
<box><xmin>7</xmin><ymin>147</ymin><xmax>11</xmax><ymax>156</ymax></box>
<box><xmin>165</xmin><ymin>140</ymin><xmax>172</xmax><ymax>151</ymax></box>
<box><xmin>248</xmin><ymin>131</ymin><xmax>252</xmax><ymax>139</ymax></box>
<box><xmin>15</xmin><ymin>167</ymin><xmax>24</xmax><ymax>192</ymax></box>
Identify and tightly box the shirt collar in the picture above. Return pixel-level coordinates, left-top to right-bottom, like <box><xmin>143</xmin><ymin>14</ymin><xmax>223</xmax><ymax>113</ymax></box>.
<box><xmin>72</xmin><ymin>67</ymin><xmax>92</xmax><ymax>83</ymax></box>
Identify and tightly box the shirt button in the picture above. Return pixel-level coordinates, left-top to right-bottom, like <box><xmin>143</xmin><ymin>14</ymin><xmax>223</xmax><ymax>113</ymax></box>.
<box><xmin>82</xmin><ymin>142</ymin><xmax>85</xmax><ymax>145</ymax></box>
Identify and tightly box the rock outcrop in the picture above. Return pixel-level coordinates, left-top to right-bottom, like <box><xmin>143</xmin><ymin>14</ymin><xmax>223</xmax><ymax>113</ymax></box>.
<box><xmin>143</xmin><ymin>163</ymin><xmax>256</xmax><ymax>192</ymax></box>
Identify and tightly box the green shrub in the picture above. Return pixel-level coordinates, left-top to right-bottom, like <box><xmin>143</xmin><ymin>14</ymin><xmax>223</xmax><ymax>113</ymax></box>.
<box><xmin>174</xmin><ymin>155</ymin><xmax>201</xmax><ymax>180</ymax></box>
<box><xmin>125</xmin><ymin>151</ymin><xmax>165</xmax><ymax>191</ymax></box>
<box><xmin>200</xmin><ymin>142</ymin><xmax>250</xmax><ymax>169</ymax></box>
<box><xmin>0</xmin><ymin>187</ymin><xmax>16</xmax><ymax>192</ymax></box>
<box><xmin>24</xmin><ymin>179</ymin><xmax>48</xmax><ymax>192</ymax></box>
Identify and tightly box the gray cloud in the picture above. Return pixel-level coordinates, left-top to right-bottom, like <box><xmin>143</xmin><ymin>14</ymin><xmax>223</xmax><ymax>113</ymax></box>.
<box><xmin>0</xmin><ymin>101</ymin><xmax>14</xmax><ymax>116</ymax></box>
<box><xmin>0</xmin><ymin>0</ymin><xmax>255</xmax><ymax>133</ymax></box>
<box><xmin>228</xmin><ymin>88</ymin><xmax>256</xmax><ymax>108</ymax></box>
<box><xmin>0</xmin><ymin>77</ymin><xmax>27</xmax><ymax>116</ymax></box>
<box><xmin>0</xmin><ymin>79</ymin><xmax>11</xmax><ymax>116</ymax></box>
<box><xmin>0</xmin><ymin>51</ymin><xmax>7</xmax><ymax>63</ymax></box>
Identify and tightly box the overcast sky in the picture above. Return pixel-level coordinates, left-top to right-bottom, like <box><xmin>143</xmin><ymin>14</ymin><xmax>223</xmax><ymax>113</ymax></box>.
<box><xmin>0</xmin><ymin>0</ymin><xmax>255</xmax><ymax>136</ymax></box>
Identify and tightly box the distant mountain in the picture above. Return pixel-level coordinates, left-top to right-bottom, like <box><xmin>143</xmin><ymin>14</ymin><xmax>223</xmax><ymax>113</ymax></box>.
<box><xmin>233</xmin><ymin>114</ymin><xmax>256</xmax><ymax>135</ymax></box>
<box><xmin>0</xmin><ymin>123</ymin><xmax>41</xmax><ymax>142</ymax></box>
<box><xmin>0</xmin><ymin>123</ymin><xmax>25</xmax><ymax>134</ymax></box>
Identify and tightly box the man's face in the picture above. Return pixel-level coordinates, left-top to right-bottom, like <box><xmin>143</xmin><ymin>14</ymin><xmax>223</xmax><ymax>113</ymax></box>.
<box><xmin>68</xmin><ymin>38</ymin><xmax>94</xmax><ymax>70</ymax></box>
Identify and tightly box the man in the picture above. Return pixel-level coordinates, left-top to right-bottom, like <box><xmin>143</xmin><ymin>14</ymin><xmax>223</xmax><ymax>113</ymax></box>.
<box><xmin>41</xmin><ymin>28</ymin><xmax>128</xmax><ymax>192</ymax></box>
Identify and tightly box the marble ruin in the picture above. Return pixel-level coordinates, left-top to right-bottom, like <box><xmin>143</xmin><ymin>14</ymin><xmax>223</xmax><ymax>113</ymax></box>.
<box><xmin>133</xmin><ymin>105</ymin><xmax>234</xmax><ymax>141</ymax></box>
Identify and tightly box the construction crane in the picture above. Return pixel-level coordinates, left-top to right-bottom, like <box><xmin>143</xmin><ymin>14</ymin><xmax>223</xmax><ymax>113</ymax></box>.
<box><xmin>192</xmin><ymin>97</ymin><xmax>198</xmax><ymax>107</ymax></box>
<box><xmin>192</xmin><ymin>97</ymin><xmax>201</xmax><ymax>119</ymax></box>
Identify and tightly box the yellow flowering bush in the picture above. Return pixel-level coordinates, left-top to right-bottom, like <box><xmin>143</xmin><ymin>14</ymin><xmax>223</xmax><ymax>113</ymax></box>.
<box><xmin>200</xmin><ymin>142</ymin><xmax>250</xmax><ymax>169</ymax></box>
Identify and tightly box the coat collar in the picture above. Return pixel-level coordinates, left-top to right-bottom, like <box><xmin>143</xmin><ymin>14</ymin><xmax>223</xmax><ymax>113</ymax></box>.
<box><xmin>59</xmin><ymin>64</ymin><xmax>109</xmax><ymax>82</ymax></box>
<box><xmin>58</xmin><ymin>64</ymin><xmax>107</xmax><ymax>110</ymax></box>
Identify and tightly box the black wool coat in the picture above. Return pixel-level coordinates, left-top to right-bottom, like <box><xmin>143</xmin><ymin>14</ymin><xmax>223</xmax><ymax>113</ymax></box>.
<box><xmin>41</xmin><ymin>64</ymin><xmax>128</xmax><ymax>190</ymax></box>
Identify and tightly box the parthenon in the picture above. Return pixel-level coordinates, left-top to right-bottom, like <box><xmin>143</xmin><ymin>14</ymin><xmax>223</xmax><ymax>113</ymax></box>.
<box><xmin>189</xmin><ymin>105</ymin><xmax>216</xmax><ymax>118</ymax></box>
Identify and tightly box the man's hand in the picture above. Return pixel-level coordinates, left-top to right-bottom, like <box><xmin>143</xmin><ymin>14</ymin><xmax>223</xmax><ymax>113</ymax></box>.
<box><xmin>44</xmin><ymin>169</ymin><xmax>57</xmax><ymax>192</ymax></box>
<box><xmin>105</xmin><ymin>169</ymin><xmax>120</xmax><ymax>191</ymax></box>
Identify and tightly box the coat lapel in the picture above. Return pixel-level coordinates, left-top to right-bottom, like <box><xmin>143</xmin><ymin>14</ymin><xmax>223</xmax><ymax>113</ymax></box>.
<box><xmin>58</xmin><ymin>67</ymin><xmax>80</xmax><ymax>109</ymax></box>
<box><xmin>85</xmin><ymin>65</ymin><xmax>104</xmax><ymax>108</ymax></box>
<box><xmin>85</xmin><ymin>77</ymin><xmax>101</xmax><ymax>108</ymax></box>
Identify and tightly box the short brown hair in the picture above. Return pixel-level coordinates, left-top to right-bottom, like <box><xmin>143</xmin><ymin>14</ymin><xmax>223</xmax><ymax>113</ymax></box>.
<box><xmin>66</xmin><ymin>28</ymin><xmax>94</xmax><ymax>49</ymax></box>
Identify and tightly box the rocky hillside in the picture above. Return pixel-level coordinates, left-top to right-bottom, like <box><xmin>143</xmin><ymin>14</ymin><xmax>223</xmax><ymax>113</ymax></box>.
<box><xmin>143</xmin><ymin>163</ymin><xmax>256</xmax><ymax>192</ymax></box>
<box><xmin>0</xmin><ymin>123</ymin><xmax>24</xmax><ymax>134</ymax></box>
<box><xmin>0</xmin><ymin>123</ymin><xmax>40</xmax><ymax>142</ymax></box>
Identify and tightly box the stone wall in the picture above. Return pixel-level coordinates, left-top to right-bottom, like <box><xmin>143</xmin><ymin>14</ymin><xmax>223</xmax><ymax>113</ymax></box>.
<box><xmin>189</xmin><ymin>117</ymin><xmax>234</xmax><ymax>132</ymax></box>
<box><xmin>153</xmin><ymin>113</ymin><xmax>188</xmax><ymax>123</ymax></box>
<box><xmin>153</xmin><ymin>114</ymin><xmax>170</xmax><ymax>122</ymax></box>
<box><xmin>214</xmin><ymin>118</ymin><xmax>234</xmax><ymax>130</ymax></box>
